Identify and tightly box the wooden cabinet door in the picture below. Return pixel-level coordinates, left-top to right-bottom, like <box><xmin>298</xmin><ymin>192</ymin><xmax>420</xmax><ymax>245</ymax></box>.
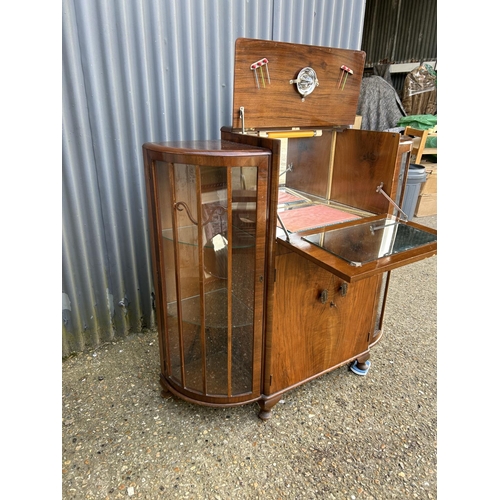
<box><xmin>267</xmin><ymin>251</ymin><xmax>379</xmax><ymax>394</ymax></box>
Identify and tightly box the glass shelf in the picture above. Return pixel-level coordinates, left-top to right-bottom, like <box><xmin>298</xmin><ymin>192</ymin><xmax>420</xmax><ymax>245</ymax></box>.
<box><xmin>167</xmin><ymin>288</ymin><xmax>254</xmax><ymax>328</ymax></box>
<box><xmin>162</xmin><ymin>225</ymin><xmax>256</xmax><ymax>249</ymax></box>
<box><xmin>302</xmin><ymin>218</ymin><xmax>437</xmax><ymax>267</ymax></box>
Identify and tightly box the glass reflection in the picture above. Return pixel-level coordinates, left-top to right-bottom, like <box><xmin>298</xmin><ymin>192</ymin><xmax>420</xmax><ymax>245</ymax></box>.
<box><xmin>303</xmin><ymin>219</ymin><xmax>436</xmax><ymax>266</ymax></box>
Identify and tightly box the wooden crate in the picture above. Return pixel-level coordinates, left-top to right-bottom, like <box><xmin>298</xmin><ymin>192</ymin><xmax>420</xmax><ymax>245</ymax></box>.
<box><xmin>415</xmin><ymin>193</ymin><xmax>437</xmax><ymax>217</ymax></box>
<box><xmin>420</xmin><ymin>161</ymin><xmax>437</xmax><ymax>195</ymax></box>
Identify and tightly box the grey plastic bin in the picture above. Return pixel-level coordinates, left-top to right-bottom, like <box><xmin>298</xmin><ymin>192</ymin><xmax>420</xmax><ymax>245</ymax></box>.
<box><xmin>402</xmin><ymin>164</ymin><xmax>427</xmax><ymax>221</ymax></box>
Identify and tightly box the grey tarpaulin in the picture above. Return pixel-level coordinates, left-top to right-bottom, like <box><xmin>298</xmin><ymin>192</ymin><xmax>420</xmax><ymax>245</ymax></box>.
<box><xmin>356</xmin><ymin>76</ymin><xmax>407</xmax><ymax>131</ymax></box>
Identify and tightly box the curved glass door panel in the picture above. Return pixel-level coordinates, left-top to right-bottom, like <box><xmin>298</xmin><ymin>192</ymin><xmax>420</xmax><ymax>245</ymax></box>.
<box><xmin>231</xmin><ymin>166</ymin><xmax>257</xmax><ymax>395</ymax></box>
<box><xmin>155</xmin><ymin>160</ymin><xmax>260</xmax><ymax>398</ymax></box>
<box><xmin>200</xmin><ymin>166</ymin><xmax>229</xmax><ymax>395</ymax></box>
<box><xmin>155</xmin><ymin>163</ymin><xmax>180</xmax><ymax>381</ymax></box>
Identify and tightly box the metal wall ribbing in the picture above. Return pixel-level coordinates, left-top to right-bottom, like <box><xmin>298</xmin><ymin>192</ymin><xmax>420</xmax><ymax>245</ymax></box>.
<box><xmin>361</xmin><ymin>0</ymin><xmax>437</xmax><ymax>67</ymax></box>
<box><xmin>62</xmin><ymin>0</ymin><xmax>366</xmax><ymax>356</ymax></box>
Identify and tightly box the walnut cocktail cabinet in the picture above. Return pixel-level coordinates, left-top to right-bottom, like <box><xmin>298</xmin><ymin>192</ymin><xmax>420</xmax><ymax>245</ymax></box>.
<box><xmin>143</xmin><ymin>38</ymin><xmax>437</xmax><ymax>420</ymax></box>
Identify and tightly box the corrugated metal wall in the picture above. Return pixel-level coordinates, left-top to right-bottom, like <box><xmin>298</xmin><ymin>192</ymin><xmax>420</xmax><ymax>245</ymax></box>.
<box><xmin>62</xmin><ymin>0</ymin><xmax>367</xmax><ymax>357</ymax></box>
<box><xmin>361</xmin><ymin>0</ymin><xmax>437</xmax><ymax>66</ymax></box>
<box><xmin>360</xmin><ymin>0</ymin><xmax>437</xmax><ymax>97</ymax></box>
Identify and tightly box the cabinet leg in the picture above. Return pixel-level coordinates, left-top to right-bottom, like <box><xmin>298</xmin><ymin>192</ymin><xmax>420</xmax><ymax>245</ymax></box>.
<box><xmin>257</xmin><ymin>394</ymin><xmax>282</xmax><ymax>420</ymax></box>
<box><xmin>159</xmin><ymin>376</ymin><xmax>171</xmax><ymax>398</ymax></box>
<box><xmin>350</xmin><ymin>354</ymin><xmax>371</xmax><ymax>376</ymax></box>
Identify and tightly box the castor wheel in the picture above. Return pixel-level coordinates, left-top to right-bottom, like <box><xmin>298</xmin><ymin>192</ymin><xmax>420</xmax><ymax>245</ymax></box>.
<box><xmin>350</xmin><ymin>359</ymin><xmax>371</xmax><ymax>376</ymax></box>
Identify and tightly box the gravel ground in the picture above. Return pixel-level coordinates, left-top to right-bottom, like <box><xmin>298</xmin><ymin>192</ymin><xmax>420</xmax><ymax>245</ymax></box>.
<box><xmin>62</xmin><ymin>215</ymin><xmax>437</xmax><ymax>500</ymax></box>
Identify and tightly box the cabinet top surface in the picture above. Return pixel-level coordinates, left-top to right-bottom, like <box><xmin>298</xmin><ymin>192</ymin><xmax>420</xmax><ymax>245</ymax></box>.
<box><xmin>143</xmin><ymin>140</ymin><xmax>271</xmax><ymax>156</ymax></box>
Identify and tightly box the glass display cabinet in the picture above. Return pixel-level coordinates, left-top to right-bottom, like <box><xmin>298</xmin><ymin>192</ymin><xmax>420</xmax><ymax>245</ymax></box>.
<box><xmin>143</xmin><ymin>39</ymin><xmax>437</xmax><ymax>420</ymax></box>
<box><xmin>143</xmin><ymin>141</ymin><xmax>271</xmax><ymax>407</ymax></box>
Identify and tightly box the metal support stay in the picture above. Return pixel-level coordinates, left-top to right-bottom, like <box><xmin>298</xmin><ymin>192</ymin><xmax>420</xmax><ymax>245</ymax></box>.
<box><xmin>376</xmin><ymin>182</ymin><xmax>408</xmax><ymax>222</ymax></box>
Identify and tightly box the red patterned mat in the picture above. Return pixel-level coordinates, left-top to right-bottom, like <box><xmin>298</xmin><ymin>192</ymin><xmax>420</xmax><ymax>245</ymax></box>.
<box><xmin>279</xmin><ymin>205</ymin><xmax>360</xmax><ymax>233</ymax></box>
<box><xmin>278</xmin><ymin>190</ymin><xmax>306</xmax><ymax>204</ymax></box>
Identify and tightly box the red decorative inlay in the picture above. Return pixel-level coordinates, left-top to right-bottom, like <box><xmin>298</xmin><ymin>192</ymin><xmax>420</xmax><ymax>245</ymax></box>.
<box><xmin>279</xmin><ymin>205</ymin><xmax>360</xmax><ymax>233</ymax></box>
